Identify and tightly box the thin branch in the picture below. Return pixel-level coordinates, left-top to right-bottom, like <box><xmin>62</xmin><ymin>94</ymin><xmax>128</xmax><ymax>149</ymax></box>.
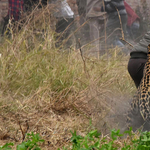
<box><xmin>120</xmin><ymin>38</ymin><xmax>133</xmax><ymax>47</ymax></box>
<box><xmin>78</xmin><ymin>38</ymin><xmax>90</xmax><ymax>78</ymax></box>
<box><xmin>115</xmin><ymin>7</ymin><xmax>124</xmax><ymax>40</ymax></box>
<box><xmin>18</xmin><ymin>120</ymin><xmax>26</xmax><ymax>141</ymax></box>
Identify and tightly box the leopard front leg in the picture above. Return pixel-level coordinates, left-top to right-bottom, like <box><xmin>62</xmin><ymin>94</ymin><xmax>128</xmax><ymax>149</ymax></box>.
<box><xmin>126</xmin><ymin>90</ymin><xmax>146</xmax><ymax>132</ymax></box>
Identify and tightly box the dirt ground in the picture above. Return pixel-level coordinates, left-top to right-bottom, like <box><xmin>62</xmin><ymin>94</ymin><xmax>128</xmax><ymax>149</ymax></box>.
<box><xmin>0</xmin><ymin>86</ymin><xmax>134</xmax><ymax>149</ymax></box>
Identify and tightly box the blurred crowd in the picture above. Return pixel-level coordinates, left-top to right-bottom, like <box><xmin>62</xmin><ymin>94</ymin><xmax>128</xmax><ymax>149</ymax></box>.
<box><xmin>1</xmin><ymin>0</ymin><xmax>142</xmax><ymax>55</ymax></box>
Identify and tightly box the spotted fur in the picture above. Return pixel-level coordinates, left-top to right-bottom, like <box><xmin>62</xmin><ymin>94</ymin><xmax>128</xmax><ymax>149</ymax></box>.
<box><xmin>127</xmin><ymin>44</ymin><xmax>150</xmax><ymax>131</ymax></box>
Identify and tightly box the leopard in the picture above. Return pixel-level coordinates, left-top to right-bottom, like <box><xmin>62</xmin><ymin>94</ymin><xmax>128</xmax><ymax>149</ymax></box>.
<box><xmin>126</xmin><ymin>44</ymin><xmax>150</xmax><ymax>132</ymax></box>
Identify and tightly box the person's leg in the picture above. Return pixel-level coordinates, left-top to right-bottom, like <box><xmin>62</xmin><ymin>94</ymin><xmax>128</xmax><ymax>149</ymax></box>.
<box><xmin>120</xmin><ymin>15</ymin><xmax>128</xmax><ymax>36</ymax></box>
<box><xmin>55</xmin><ymin>17</ymin><xmax>74</xmax><ymax>48</ymax></box>
<box><xmin>106</xmin><ymin>17</ymin><xmax>119</xmax><ymax>46</ymax></box>
<box><xmin>98</xmin><ymin>19</ymin><xmax>106</xmax><ymax>55</ymax></box>
<box><xmin>1</xmin><ymin>15</ymin><xmax>9</xmax><ymax>36</ymax></box>
<box><xmin>0</xmin><ymin>20</ymin><xmax>5</xmax><ymax>36</ymax></box>
<box><xmin>88</xmin><ymin>18</ymin><xmax>100</xmax><ymax>56</ymax></box>
<box><xmin>106</xmin><ymin>15</ymin><xmax>127</xmax><ymax>46</ymax></box>
<box><xmin>56</xmin><ymin>18</ymin><xmax>68</xmax><ymax>33</ymax></box>
<box><xmin>79</xmin><ymin>16</ymin><xmax>90</xmax><ymax>46</ymax></box>
<box><xmin>131</xmin><ymin>22</ymin><xmax>140</xmax><ymax>40</ymax></box>
<box><xmin>64</xmin><ymin>18</ymin><xmax>74</xmax><ymax>37</ymax></box>
<box><xmin>128</xmin><ymin>58</ymin><xmax>147</xmax><ymax>88</ymax></box>
<box><xmin>64</xmin><ymin>18</ymin><xmax>75</xmax><ymax>48</ymax></box>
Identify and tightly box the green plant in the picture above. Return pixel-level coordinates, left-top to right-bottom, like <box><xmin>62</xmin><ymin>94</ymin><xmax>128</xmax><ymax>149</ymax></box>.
<box><xmin>0</xmin><ymin>132</ymin><xmax>44</xmax><ymax>150</ymax></box>
<box><xmin>59</xmin><ymin>129</ymin><xmax>124</xmax><ymax>150</ymax></box>
<box><xmin>17</xmin><ymin>132</ymin><xmax>44</xmax><ymax>150</ymax></box>
<box><xmin>58</xmin><ymin>130</ymin><xmax>101</xmax><ymax>150</ymax></box>
<box><xmin>132</xmin><ymin>131</ymin><xmax>150</xmax><ymax>150</ymax></box>
<box><xmin>59</xmin><ymin>128</ymin><xmax>150</xmax><ymax>150</ymax></box>
<box><xmin>0</xmin><ymin>143</ymin><xmax>14</xmax><ymax>150</ymax></box>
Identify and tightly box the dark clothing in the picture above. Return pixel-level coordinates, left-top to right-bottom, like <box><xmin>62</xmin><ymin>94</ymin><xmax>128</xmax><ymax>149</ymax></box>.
<box><xmin>86</xmin><ymin>0</ymin><xmax>107</xmax><ymax>19</ymax></box>
<box><xmin>76</xmin><ymin>0</ymin><xmax>87</xmax><ymax>25</ymax></box>
<box><xmin>102</xmin><ymin>0</ymin><xmax>127</xmax><ymax>46</ymax></box>
<box><xmin>1</xmin><ymin>0</ymin><xmax>24</xmax><ymax>36</ymax></box>
<box><xmin>55</xmin><ymin>18</ymin><xmax>74</xmax><ymax>33</ymax></box>
<box><xmin>8</xmin><ymin>0</ymin><xmax>24</xmax><ymax>21</ymax></box>
<box><xmin>24</xmin><ymin>0</ymin><xmax>47</xmax><ymax>11</ymax></box>
<box><xmin>53</xmin><ymin>0</ymin><xmax>74</xmax><ymax>48</ymax></box>
<box><xmin>55</xmin><ymin>18</ymin><xmax>74</xmax><ymax>48</ymax></box>
<box><xmin>76</xmin><ymin>0</ymin><xmax>86</xmax><ymax>17</ymax></box>
<box><xmin>128</xmin><ymin>57</ymin><xmax>147</xmax><ymax>88</ymax></box>
<box><xmin>106</xmin><ymin>14</ymin><xmax>127</xmax><ymax>44</ymax></box>
<box><xmin>1</xmin><ymin>16</ymin><xmax>9</xmax><ymax>36</ymax></box>
<box><xmin>102</xmin><ymin>0</ymin><xmax>127</xmax><ymax>17</ymax></box>
<box><xmin>127</xmin><ymin>31</ymin><xmax>150</xmax><ymax>88</ymax></box>
<box><xmin>127</xmin><ymin>21</ymin><xmax>140</xmax><ymax>40</ymax></box>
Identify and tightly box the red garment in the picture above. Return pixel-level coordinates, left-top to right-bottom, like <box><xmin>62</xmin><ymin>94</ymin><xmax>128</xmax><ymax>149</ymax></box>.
<box><xmin>124</xmin><ymin>1</ymin><xmax>140</xmax><ymax>27</ymax></box>
<box><xmin>8</xmin><ymin>0</ymin><xmax>24</xmax><ymax>21</ymax></box>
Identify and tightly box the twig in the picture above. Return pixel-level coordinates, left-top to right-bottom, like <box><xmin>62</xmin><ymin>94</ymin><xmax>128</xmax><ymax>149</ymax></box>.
<box><xmin>13</xmin><ymin>130</ymin><xmax>19</xmax><ymax>142</ymax></box>
<box><xmin>115</xmin><ymin>7</ymin><xmax>124</xmax><ymax>40</ymax></box>
<box><xmin>78</xmin><ymin>38</ymin><xmax>90</xmax><ymax>78</ymax></box>
<box><xmin>113</xmin><ymin>7</ymin><xmax>133</xmax><ymax>48</ymax></box>
<box><xmin>25</xmin><ymin>120</ymin><xmax>29</xmax><ymax>135</ymax></box>
<box><xmin>18</xmin><ymin>120</ymin><xmax>26</xmax><ymax>141</ymax></box>
<box><xmin>120</xmin><ymin>38</ymin><xmax>133</xmax><ymax>47</ymax></box>
<box><xmin>101</xmin><ymin>1</ymin><xmax>133</xmax><ymax>52</ymax></box>
<box><xmin>16</xmin><ymin>115</ymin><xmax>29</xmax><ymax>141</ymax></box>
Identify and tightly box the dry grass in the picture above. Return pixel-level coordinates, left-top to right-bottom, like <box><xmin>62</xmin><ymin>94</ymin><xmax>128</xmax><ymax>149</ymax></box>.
<box><xmin>0</xmin><ymin>5</ymin><xmax>136</xmax><ymax>149</ymax></box>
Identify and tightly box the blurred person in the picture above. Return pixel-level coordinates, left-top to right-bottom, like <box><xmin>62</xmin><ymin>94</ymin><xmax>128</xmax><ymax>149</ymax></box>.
<box><xmin>102</xmin><ymin>0</ymin><xmax>127</xmax><ymax>48</ymax></box>
<box><xmin>68</xmin><ymin>0</ymin><xmax>78</xmax><ymax>16</ymax></box>
<box><xmin>86</xmin><ymin>0</ymin><xmax>107</xmax><ymax>56</ymax></box>
<box><xmin>124</xmin><ymin>1</ymin><xmax>140</xmax><ymax>41</ymax></box>
<box><xmin>128</xmin><ymin>31</ymin><xmax>150</xmax><ymax>88</ymax></box>
<box><xmin>8</xmin><ymin>0</ymin><xmax>24</xmax><ymax>21</ymax></box>
<box><xmin>24</xmin><ymin>0</ymin><xmax>48</xmax><ymax>11</ymax></box>
<box><xmin>1</xmin><ymin>0</ymin><xmax>24</xmax><ymax>36</ymax></box>
<box><xmin>55</xmin><ymin>0</ymin><xmax>74</xmax><ymax>34</ymax></box>
<box><xmin>50</xmin><ymin>0</ymin><xmax>75</xmax><ymax>48</ymax></box>
<box><xmin>75</xmin><ymin>0</ymin><xmax>90</xmax><ymax>47</ymax></box>
<box><xmin>76</xmin><ymin>0</ymin><xmax>87</xmax><ymax>24</ymax></box>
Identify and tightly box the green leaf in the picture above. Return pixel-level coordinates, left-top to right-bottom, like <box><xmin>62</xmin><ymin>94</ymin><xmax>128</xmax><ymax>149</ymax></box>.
<box><xmin>124</xmin><ymin>127</ymin><xmax>134</xmax><ymax>137</ymax></box>
<box><xmin>94</xmin><ymin>141</ymin><xmax>100</xmax><ymax>148</ymax></box>
<box><xmin>111</xmin><ymin>129</ymin><xmax>123</xmax><ymax>140</ymax></box>
<box><xmin>17</xmin><ymin>144</ymin><xmax>26</xmax><ymax>150</ymax></box>
<box><xmin>88</xmin><ymin>130</ymin><xmax>101</xmax><ymax>138</ymax></box>
<box><xmin>142</xmin><ymin>135</ymin><xmax>148</xmax><ymax>142</ymax></box>
<box><xmin>33</xmin><ymin>147</ymin><xmax>41</xmax><ymax>150</ymax></box>
<box><xmin>0</xmin><ymin>143</ymin><xmax>14</xmax><ymax>150</ymax></box>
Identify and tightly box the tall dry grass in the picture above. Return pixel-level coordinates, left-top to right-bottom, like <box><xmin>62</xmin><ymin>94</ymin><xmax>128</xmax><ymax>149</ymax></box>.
<box><xmin>0</xmin><ymin>5</ymin><xmax>136</xmax><ymax>149</ymax></box>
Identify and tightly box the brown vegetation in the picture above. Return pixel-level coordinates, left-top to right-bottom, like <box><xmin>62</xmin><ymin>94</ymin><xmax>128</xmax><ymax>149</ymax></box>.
<box><xmin>0</xmin><ymin>4</ymin><xmax>137</xmax><ymax>150</ymax></box>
